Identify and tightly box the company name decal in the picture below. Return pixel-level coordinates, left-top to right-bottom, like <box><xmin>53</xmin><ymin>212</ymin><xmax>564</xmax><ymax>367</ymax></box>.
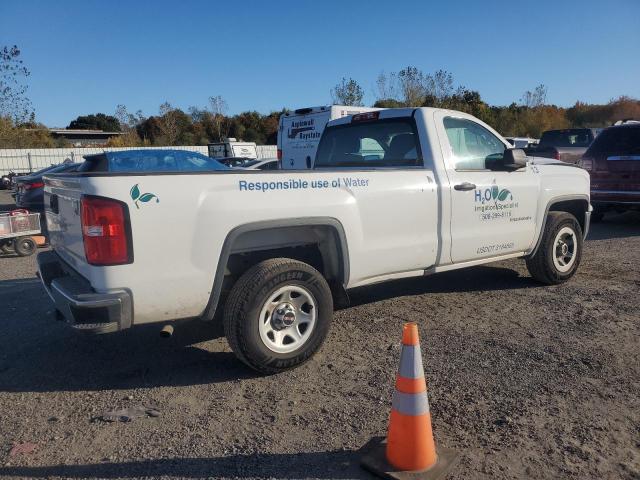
<box><xmin>287</xmin><ymin>118</ymin><xmax>319</xmax><ymax>140</ymax></box>
<box><xmin>239</xmin><ymin>177</ymin><xmax>369</xmax><ymax>192</ymax></box>
<box><xmin>474</xmin><ymin>183</ymin><xmax>518</xmax><ymax>221</ymax></box>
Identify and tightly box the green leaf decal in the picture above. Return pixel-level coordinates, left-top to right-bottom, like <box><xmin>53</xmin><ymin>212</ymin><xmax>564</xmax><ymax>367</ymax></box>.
<box><xmin>491</xmin><ymin>185</ymin><xmax>499</xmax><ymax>200</ymax></box>
<box><xmin>130</xmin><ymin>184</ymin><xmax>140</xmax><ymax>201</ymax></box>
<box><xmin>138</xmin><ymin>193</ymin><xmax>156</xmax><ymax>203</ymax></box>
<box><xmin>497</xmin><ymin>189</ymin><xmax>511</xmax><ymax>201</ymax></box>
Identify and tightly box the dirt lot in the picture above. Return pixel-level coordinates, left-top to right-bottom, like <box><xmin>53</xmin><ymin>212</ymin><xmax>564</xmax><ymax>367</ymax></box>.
<box><xmin>0</xmin><ymin>189</ymin><xmax>638</xmax><ymax>480</ymax></box>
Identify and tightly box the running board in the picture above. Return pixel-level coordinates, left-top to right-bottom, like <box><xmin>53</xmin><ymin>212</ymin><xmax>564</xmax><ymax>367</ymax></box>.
<box><xmin>424</xmin><ymin>251</ymin><xmax>526</xmax><ymax>275</ymax></box>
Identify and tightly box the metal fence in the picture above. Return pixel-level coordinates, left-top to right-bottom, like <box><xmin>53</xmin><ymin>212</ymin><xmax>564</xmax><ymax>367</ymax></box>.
<box><xmin>0</xmin><ymin>145</ymin><xmax>278</xmax><ymax>175</ymax></box>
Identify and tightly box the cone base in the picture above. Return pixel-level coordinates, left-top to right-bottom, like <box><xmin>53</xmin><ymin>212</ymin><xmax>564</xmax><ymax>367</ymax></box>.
<box><xmin>360</xmin><ymin>436</ymin><xmax>459</xmax><ymax>480</ymax></box>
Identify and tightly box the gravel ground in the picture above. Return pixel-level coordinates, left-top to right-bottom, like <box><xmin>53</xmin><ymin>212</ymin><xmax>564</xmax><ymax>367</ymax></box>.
<box><xmin>0</xmin><ymin>189</ymin><xmax>638</xmax><ymax>479</ymax></box>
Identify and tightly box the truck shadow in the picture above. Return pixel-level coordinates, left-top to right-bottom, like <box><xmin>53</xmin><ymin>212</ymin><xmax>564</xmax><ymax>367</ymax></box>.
<box><xmin>586</xmin><ymin>211</ymin><xmax>640</xmax><ymax>241</ymax></box>
<box><xmin>0</xmin><ymin>449</ymin><xmax>369</xmax><ymax>479</ymax></box>
<box><xmin>0</xmin><ymin>264</ymin><xmax>538</xmax><ymax>393</ymax></box>
<box><xmin>0</xmin><ymin>276</ymin><xmax>259</xmax><ymax>393</ymax></box>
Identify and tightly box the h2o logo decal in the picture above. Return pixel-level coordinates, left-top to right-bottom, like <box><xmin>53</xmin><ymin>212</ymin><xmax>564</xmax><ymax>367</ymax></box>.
<box><xmin>475</xmin><ymin>182</ymin><xmax>513</xmax><ymax>205</ymax></box>
<box><xmin>130</xmin><ymin>184</ymin><xmax>159</xmax><ymax>209</ymax></box>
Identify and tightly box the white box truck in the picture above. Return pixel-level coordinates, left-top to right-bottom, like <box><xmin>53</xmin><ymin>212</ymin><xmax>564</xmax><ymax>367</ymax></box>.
<box><xmin>278</xmin><ymin>105</ymin><xmax>379</xmax><ymax>169</ymax></box>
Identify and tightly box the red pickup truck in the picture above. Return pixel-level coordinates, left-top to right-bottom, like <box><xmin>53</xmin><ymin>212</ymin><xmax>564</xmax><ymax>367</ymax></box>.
<box><xmin>578</xmin><ymin>122</ymin><xmax>640</xmax><ymax>220</ymax></box>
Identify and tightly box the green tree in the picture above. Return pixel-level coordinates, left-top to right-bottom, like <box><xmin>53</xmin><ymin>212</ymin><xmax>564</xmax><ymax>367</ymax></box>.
<box><xmin>331</xmin><ymin>77</ymin><xmax>364</xmax><ymax>106</ymax></box>
<box><xmin>68</xmin><ymin>113</ymin><xmax>121</xmax><ymax>131</ymax></box>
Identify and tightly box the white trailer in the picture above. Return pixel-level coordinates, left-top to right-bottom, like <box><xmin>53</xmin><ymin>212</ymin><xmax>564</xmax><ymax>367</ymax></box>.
<box><xmin>208</xmin><ymin>139</ymin><xmax>258</xmax><ymax>159</ymax></box>
<box><xmin>278</xmin><ymin>105</ymin><xmax>379</xmax><ymax>169</ymax></box>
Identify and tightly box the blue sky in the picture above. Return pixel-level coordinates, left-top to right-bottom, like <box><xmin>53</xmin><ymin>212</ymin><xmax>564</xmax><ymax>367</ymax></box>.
<box><xmin>1</xmin><ymin>0</ymin><xmax>639</xmax><ymax>127</ymax></box>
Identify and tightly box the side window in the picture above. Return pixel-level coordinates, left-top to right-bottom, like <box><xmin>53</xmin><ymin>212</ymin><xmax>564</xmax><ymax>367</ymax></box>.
<box><xmin>360</xmin><ymin>138</ymin><xmax>385</xmax><ymax>160</ymax></box>
<box><xmin>443</xmin><ymin>117</ymin><xmax>505</xmax><ymax>170</ymax></box>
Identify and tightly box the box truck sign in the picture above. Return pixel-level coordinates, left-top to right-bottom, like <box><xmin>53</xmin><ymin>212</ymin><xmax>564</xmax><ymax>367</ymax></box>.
<box><xmin>287</xmin><ymin>118</ymin><xmax>320</xmax><ymax>141</ymax></box>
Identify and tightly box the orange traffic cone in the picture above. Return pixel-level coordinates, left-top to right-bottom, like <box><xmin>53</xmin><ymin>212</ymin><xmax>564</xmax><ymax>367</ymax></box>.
<box><xmin>360</xmin><ymin>322</ymin><xmax>459</xmax><ymax>479</ymax></box>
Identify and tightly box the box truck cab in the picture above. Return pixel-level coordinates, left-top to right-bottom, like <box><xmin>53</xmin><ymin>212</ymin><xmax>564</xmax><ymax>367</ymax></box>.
<box><xmin>278</xmin><ymin>105</ymin><xmax>378</xmax><ymax>169</ymax></box>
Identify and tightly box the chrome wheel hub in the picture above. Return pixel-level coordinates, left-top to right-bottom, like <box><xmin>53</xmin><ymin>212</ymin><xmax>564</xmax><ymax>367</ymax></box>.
<box><xmin>272</xmin><ymin>303</ymin><xmax>296</xmax><ymax>329</ymax></box>
<box><xmin>258</xmin><ymin>285</ymin><xmax>317</xmax><ymax>354</ymax></box>
<box><xmin>553</xmin><ymin>226</ymin><xmax>577</xmax><ymax>273</ymax></box>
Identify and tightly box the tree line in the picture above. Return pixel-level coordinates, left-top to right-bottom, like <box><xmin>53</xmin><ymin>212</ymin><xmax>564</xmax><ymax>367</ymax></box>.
<box><xmin>1</xmin><ymin>44</ymin><xmax>638</xmax><ymax>149</ymax></box>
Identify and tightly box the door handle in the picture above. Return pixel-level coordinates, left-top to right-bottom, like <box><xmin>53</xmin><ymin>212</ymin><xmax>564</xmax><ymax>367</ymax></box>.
<box><xmin>454</xmin><ymin>182</ymin><xmax>476</xmax><ymax>191</ymax></box>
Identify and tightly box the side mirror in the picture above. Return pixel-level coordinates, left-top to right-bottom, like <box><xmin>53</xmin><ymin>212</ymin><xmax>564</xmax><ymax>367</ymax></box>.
<box><xmin>502</xmin><ymin>148</ymin><xmax>528</xmax><ymax>170</ymax></box>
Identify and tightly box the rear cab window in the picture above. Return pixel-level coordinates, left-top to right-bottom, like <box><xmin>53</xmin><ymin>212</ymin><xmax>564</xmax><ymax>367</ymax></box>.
<box><xmin>314</xmin><ymin>118</ymin><xmax>422</xmax><ymax>168</ymax></box>
<box><xmin>586</xmin><ymin>126</ymin><xmax>640</xmax><ymax>156</ymax></box>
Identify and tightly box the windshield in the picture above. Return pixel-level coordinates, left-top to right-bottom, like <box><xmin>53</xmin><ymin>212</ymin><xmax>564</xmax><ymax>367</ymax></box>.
<box><xmin>315</xmin><ymin>119</ymin><xmax>421</xmax><ymax>168</ymax></box>
<box><xmin>539</xmin><ymin>130</ymin><xmax>593</xmax><ymax>148</ymax></box>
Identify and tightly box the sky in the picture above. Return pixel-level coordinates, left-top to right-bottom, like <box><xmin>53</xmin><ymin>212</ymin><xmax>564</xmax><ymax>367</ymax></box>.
<box><xmin>1</xmin><ymin>0</ymin><xmax>639</xmax><ymax>127</ymax></box>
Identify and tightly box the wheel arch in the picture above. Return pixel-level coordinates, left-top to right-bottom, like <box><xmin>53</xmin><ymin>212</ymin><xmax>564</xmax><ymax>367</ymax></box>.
<box><xmin>202</xmin><ymin>217</ymin><xmax>350</xmax><ymax>321</ymax></box>
<box><xmin>527</xmin><ymin>194</ymin><xmax>590</xmax><ymax>258</ymax></box>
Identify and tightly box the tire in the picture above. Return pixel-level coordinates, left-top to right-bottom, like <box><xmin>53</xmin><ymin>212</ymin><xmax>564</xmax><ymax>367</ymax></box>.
<box><xmin>13</xmin><ymin>236</ymin><xmax>36</xmax><ymax>257</ymax></box>
<box><xmin>526</xmin><ymin>212</ymin><xmax>583</xmax><ymax>285</ymax></box>
<box><xmin>223</xmin><ymin>258</ymin><xmax>333</xmax><ymax>374</ymax></box>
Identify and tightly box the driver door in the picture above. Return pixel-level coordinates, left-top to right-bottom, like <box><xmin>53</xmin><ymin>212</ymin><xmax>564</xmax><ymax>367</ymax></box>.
<box><xmin>434</xmin><ymin>112</ymin><xmax>540</xmax><ymax>264</ymax></box>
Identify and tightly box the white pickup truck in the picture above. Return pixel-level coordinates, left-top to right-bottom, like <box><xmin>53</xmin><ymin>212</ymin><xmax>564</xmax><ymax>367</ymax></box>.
<box><xmin>38</xmin><ymin>107</ymin><xmax>591</xmax><ymax>373</ymax></box>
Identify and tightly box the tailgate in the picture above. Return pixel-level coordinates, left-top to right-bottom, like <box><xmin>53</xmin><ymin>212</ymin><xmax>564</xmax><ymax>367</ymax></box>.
<box><xmin>44</xmin><ymin>176</ymin><xmax>89</xmax><ymax>274</ymax></box>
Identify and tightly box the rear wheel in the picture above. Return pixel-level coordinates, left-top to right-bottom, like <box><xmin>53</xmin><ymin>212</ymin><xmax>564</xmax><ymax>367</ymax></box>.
<box><xmin>13</xmin><ymin>236</ymin><xmax>36</xmax><ymax>257</ymax></box>
<box><xmin>526</xmin><ymin>212</ymin><xmax>583</xmax><ymax>284</ymax></box>
<box><xmin>223</xmin><ymin>258</ymin><xmax>333</xmax><ymax>374</ymax></box>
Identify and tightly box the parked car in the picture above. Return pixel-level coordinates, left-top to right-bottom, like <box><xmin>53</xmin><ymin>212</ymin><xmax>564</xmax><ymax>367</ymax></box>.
<box><xmin>242</xmin><ymin>158</ymin><xmax>279</xmax><ymax>170</ymax></box>
<box><xmin>38</xmin><ymin>107</ymin><xmax>590</xmax><ymax>373</ymax></box>
<box><xmin>79</xmin><ymin>149</ymin><xmax>230</xmax><ymax>173</ymax></box>
<box><xmin>14</xmin><ymin>163</ymin><xmax>80</xmax><ymax>211</ymax></box>
<box><xmin>214</xmin><ymin>157</ymin><xmax>257</xmax><ymax>168</ymax></box>
<box><xmin>525</xmin><ymin>128</ymin><xmax>600</xmax><ymax>163</ymax></box>
<box><xmin>578</xmin><ymin>122</ymin><xmax>640</xmax><ymax>220</ymax></box>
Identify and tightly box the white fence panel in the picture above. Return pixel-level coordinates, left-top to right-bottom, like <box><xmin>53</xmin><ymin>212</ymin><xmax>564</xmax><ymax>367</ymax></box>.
<box><xmin>0</xmin><ymin>145</ymin><xmax>277</xmax><ymax>175</ymax></box>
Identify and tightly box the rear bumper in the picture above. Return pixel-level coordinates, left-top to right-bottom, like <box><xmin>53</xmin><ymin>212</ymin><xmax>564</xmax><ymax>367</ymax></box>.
<box><xmin>37</xmin><ymin>251</ymin><xmax>132</xmax><ymax>333</ymax></box>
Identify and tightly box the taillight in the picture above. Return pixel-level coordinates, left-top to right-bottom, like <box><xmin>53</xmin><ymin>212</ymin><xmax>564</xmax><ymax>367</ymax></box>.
<box><xmin>579</xmin><ymin>156</ymin><xmax>594</xmax><ymax>171</ymax></box>
<box><xmin>352</xmin><ymin>111</ymin><xmax>380</xmax><ymax>123</ymax></box>
<box><xmin>81</xmin><ymin>196</ymin><xmax>132</xmax><ymax>265</ymax></box>
<box><xmin>277</xmin><ymin>149</ymin><xmax>282</xmax><ymax>160</ymax></box>
<box><xmin>24</xmin><ymin>182</ymin><xmax>44</xmax><ymax>190</ymax></box>
<box><xmin>554</xmin><ymin>150</ymin><xmax>561</xmax><ymax>160</ymax></box>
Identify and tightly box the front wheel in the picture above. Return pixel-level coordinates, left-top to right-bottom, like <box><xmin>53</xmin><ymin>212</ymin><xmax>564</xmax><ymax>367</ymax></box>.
<box><xmin>526</xmin><ymin>212</ymin><xmax>583</xmax><ymax>285</ymax></box>
<box><xmin>223</xmin><ymin>258</ymin><xmax>333</xmax><ymax>374</ymax></box>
